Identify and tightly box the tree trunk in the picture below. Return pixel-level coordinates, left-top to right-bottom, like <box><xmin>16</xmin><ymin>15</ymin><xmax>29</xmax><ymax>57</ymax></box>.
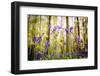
<box><xmin>77</xmin><ymin>17</ymin><xmax>80</xmax><ymax>52</ymax></box>
<box><xmin>66</xmin><ymin>16</ymin><xmax>69</xmax><ymax>54</ymax></box>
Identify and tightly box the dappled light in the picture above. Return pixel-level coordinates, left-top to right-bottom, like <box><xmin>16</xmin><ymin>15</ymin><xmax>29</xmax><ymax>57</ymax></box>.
<box><xmin>28</xmin><ymin>15</ymin><xmax>88</xmax><ymax>61</ymax></box>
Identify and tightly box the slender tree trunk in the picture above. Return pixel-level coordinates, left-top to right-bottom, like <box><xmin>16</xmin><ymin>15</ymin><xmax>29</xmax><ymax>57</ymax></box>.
<box><xmin>77</xmin><ymin>17</ymin><xmax>80</xmax><ymax>36</ymax></box>
<box><xmin>48</xmin><ymin>16</ymin><xmax>51</xmax><ymax>41</ymax></box>
<box><xmin>77</xmin><ymin>17</ymin><xmax>80</xmax><ymax>52</ymax></box>
<box><xmin>66</xmin><ymin>16</ymin><xmax>69</xmax><ymax>54</ymax></box>
<box><xmin>45</xmin><ymin>16</ymin><xmax>51</xmax><ymax>56</ymax></box>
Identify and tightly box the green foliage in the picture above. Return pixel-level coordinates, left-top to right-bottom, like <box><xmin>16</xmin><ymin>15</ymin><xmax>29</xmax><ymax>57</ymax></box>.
<box><xmin>28</xmin><ymin>15</ymin><xmax>88</xmax><ymax>60</ymax></box>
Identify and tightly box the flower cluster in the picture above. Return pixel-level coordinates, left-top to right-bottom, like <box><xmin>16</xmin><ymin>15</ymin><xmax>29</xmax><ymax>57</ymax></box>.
<box><xmin>33</xmin><ymin>33</ymin><xmax>44</xmax><ymax>44</ymax></box>
<box><xmin>77</xmin><ymin>36</ymin><xmax>83</xmax><ymax>44</ymax></box>
<box><xmin>45</xmin><ymin>40</ymin><xmax>50</xmax><ymax>48</ymax></box>
<box><xmin>50</xmin><ymin>25</ymin><xmax>74</xmax><ymax>34</ymax></box>
<box><xmin>35</xmin><ymin>52</ymin><xmax>43</xmax><ymax>60</ymax></box>
<box><xmin>32</xmin><ymin>25</ymin><xmax>86</xmax><ymax>60</ymax></box>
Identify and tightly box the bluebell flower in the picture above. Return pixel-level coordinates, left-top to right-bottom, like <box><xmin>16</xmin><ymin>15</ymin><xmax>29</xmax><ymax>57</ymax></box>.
<box><xmin>33</xmin><ymin>36</ymin><xmax>39</xmax><ymax>43</ymax></box>
<box><xmin>49</xmin><ymin>25</ymin><xmax>51</xmax><ymax>29</ymax></box>
<box><xmin>77</xmin><ymin>36</ymin><xmax>83</xmax><ymax>44</ymax></box>
<box><xmin>65</xmin><ymin>28</ymin><xmax>69</xmax><ymax>34</ymax></box>
<box><xmin>73</xmin><ymin>16</ymin><xmax>76</xmax><ymax>21</ymax></box>
<box><xmin>70</xmin><ymin>26</ymin><xmax>73</xmax><ymax>33</ymax></box>
<box><xmin>50</xmin><ymin>54</ymin><xmax>54</xmax><ymax>58</ymax></box>
<box><xmin>35</xmin><ymin>52</ymin><xmax>43</xmax><ymax>60</ymax></box>
<box><xmin>32</xmin><ymin>45</ymin><xmax>35</xmax><ymax>49</ymax></box>
<box><xmin>54</xmin><ymin>26</ymin><xmax>57</xmax><ymax>30</ymax></box>
<box><xmin>50</xmin><ymin>26</ymin><xmax>57</xmax><ymax>34</ymax></box>
<box><xmin>78</xmin><ymin>51</ymin><xmax>88</xmax><ymax>58</ymax></box>
<box><xmin>45</xmin><ymin>40</ymin><xmax>50</xmax><ymax>48</ymax></box>
<box><xmin>33</xmin><ymin>33</ymin><xmax>44</xmax><ymax>44</ymax></box>
<box><xmin>57</xmin><ymin>25</ymin><xmax>62</xmax><ymax>29</ymax></box>
<box><xmin>38</xmin><ymin>33</ymin><xmax>44</xmax><ymax>42</ymax></box>
<box><xmin>58</xmin><ymin>54</ymin><xmax>62</xmax><ymax>58</ymax></box>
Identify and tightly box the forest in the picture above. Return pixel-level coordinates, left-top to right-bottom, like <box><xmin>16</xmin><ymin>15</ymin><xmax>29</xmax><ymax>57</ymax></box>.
<box><xmin>28</xmin><ymin>15</ymin><xmax>88</xmax><ymax>61</ymax></box>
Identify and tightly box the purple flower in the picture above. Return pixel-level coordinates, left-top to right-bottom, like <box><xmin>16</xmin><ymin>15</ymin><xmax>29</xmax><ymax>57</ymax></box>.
<box><xmin>54</xmin><ymin>26</ymin><xmax>57</xmax><ymax>30</ymax></box>
<box><xmin>65</xmin><ymin>28</ymin><xmax>69</xmax><ymax>34</ymax></box>
<box><xmin>50</xmin><ymin>26</ymin><xmax>57</xmax><ymax>34</ymax></box>
<box><xmin>45</xmin><ymin>41</ymin><xmax>50</xmax><ymax>48</ymax></box>
<box><xmin>33</xmin><ymin>36</ymin><xmax>39</xmax><ymax>43</ymax></box>
<box><xmin>50</xmin><ymin>54</ymin><xmax>54</xmax><ymax>58</ymax></box>
<box><xmin>78</xmin><ymin>51</ymin><xmax>88</xmax><ymax>57</ymax></box>
<box><xmin>32</xmin><ymin>45</ymin><xmax>35</xmax><ymax>49</ymax></box>
<box><xmin>73</xmin><ymin>16</ymin><xmax>76</xmax><ymax>21</ymax></box>
<box><xmin>77</xmin><ymin>36</ymin><xmax>83</xmax><ymax>44</ymax></box>
<box><xmin>33</xmin><ymin>34</ymin><xmax>44</xmax><ymax>44</ymax></box>
<box><xmin>35</xmin><ymin>52</ymin><xmax>43</xmax><ymax>60</ymax></box>
<box><xmin>49</xmin><ymin>25</ymin><xmax>51</xmax><ymax>29</ymax></box>
<box><xmin>70</xmin><ymin>26</ymin><xmax>73</xmax><ymax>33</ymax></box>
<box><xmin>57</xmin><ymin>54</ymin><xmax>62</xmax><ymax>58</ymax></box>
<box><xmin>57</xmin><ymin>25</ymin><xmax>62</xmax><ymax>29</ymax></box>
<box><xmin>39</xmin><ymin>33</ymin><xmax>44</xmax><ymax>42</ymax></box>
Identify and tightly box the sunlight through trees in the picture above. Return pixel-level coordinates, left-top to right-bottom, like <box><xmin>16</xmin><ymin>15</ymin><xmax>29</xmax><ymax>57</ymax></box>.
<box><xmin>28</xmin><ymin>15</ymin><xmax>88</xmax><ymax>60</ymax></box>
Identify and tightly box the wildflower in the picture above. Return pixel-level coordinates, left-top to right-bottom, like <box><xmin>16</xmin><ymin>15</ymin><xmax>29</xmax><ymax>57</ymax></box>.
<box><xmin>33</xmin><ymin>36</ymin><xmax>39</xmax><ymax>43</ymax></box>
<box><xmin>32</xmin><ymin>45</ymin><xmax>35</xmax><ymax>49</ymax></box>
<box><xmin>53</xmin><ymin>26</ymin><xmax>57</xmax><ymax>31</ymax></box>
<box><xmin>57</xmin><ymin>25</ymin><xmax>62</xmax><ymax>29</ymax></box>
<box><xmin>33</xmin><ymin>33</ymin><xmax>44</xmax><ymax>44</ymax></box>
<box><xmin>70</xmin><ymin>26</ymin><xmax>73</xmax><ymax>33</ymax></box>
<box><xmin>78</xmin><ymin>51</ymin><xmax>88</xmax><ymax>58</ymax></box>
<box><xmin>57</xmin><ymin>54</ymin><xmax>62</xmax><ymax>58</ymax></box>
<box><xmin>50</xmin><ymin>54</ymin><xmax>54</xmax><ymax>58</ymax></box>
<box><xmin>65</xmin><ymin>28</ymin><xmax>69</xmax><ymax>34</ymax></box>
<box><xmin>35</xmin><ymin>52</ymin><xmax>43</xmax><ymax>60</ymax></box>
<box><xmin>77</xmin><ymin>36</ymin><xmax>83</xmax><ymax>44</ymax></box>
<box><xmin>73</xmin><ymin>16</ymin><xmax>76</xmax><ymax>21</ymax></box>
<box><xmin>49</xmin><ymin>25</ymin><xmax>51</xmax><ymax>29</ymax></box>
<box><xmin>50</xmin><ymin>26</ymin><xmax>57</xmax><ymax>34</ymax></box>
<box><xmin>45</xmin><ymin>40</ymin><xmax>50</xmax><ymax>48</ymax></box>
